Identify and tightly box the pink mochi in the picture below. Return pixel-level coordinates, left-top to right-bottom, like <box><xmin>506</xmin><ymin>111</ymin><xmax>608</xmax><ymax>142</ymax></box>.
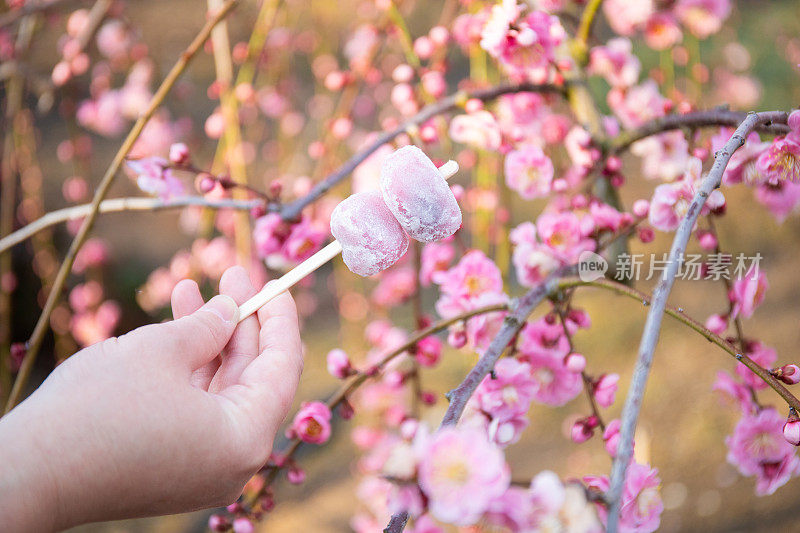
<box><xmin>380</xmin><ymin>145</ymin><xmax>462</xmax><ymax>242</ymax></box>
<box><xmin>330</xmin><ymin>190</ymin><xmax>409</xmax><ymax>276</ymax></box>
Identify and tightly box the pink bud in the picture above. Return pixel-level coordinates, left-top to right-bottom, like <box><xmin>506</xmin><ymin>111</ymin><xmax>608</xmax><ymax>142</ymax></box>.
<box><xmin>392</xmin><ymin>64</ymin><xmax>414</xmax><ymax>83</ymax></box>
<box><xmin>571</xmin><ymin>417</ymin><xmax>598</xmax><ymax>443</ymax></box>
<box><xmin>413</xmin><ymin>36</ymin><xmax>434</xmax><ymax>59</ymax></box>
<box><xmin>565</xmin><ymin>353</ymin><xmax>586</xmax><ymax>373</ymax></box>
<box><xmin>415</xmin><ymin>336</ymin><xmax>443</xmax><ymax>367</ymax></box>
<box><xmin>638</xmin><ymin>227</ymin><xmax>655</xmax><ymax>243</ymax></box>
<box><xmin>169</xmin><ymin>143</ymin><xmax>190</xmax><ymax>165</ymax></box>
<box><xmin>337</xmin><ymin>399</ymin><xmax>355</xmax><ymax>420</ymax></box>
<box><xmin>447</xmin><ymin>325</ymin><xmax>467</xmax><ymax>349</ymax></box>
<box><xmin>328</xmin><ymin>348</ymin><xmax>353</xmax><ymax>379</ymax></box>
<box><xmin>775</xmin><ymin>364</ymin><xmax>800</xmax><ymax>385</ymax></box>
<box><xmin>604</xmin><ymin>156</ymin><xmax>622</xmax><ymax>173</ymax></box>
<box><xmin>784</xmin><ymin>417</ymin><xmax>800</xmax><ymax>446</ymax></box>
<box><xmin>788</xmin><ymin>110</ymin><xmax>800</xmax><ymax>132</ymax></box>
<box><xmin>195</xmin><ymin>172</ymin><xmax>216</xmax><ymax>194</ymax></box>
<box><xmin>226</xmin><ymin>502</ymin><xmax>242</xmax><ymax>514</ymax></box>
<box><xmin>420</xmin><ymin>391</ymin><xmax>437</xmax><ymax>405</ymax></box>
<box><xmin>632</xmin><ymin>199</ymin><xmax>650</xmax><ymax>218</ymax></box>
<box><xmin>325</xmin><ymin>70</ymin><xmax>348</xmax><ymax>91</ymax></box>
<box><xmin>593</xmin><ymin>374</ymin><xmax>619</xmax><ymax>408</ymax></box>
<box><xmin>428</xmin><ymin>26</ymin><xmax>449</xmax><ymax>46</ymax></box>
<box><xmin>705</xmin><ymin>314</ymin><xmax>728</xmax><ymax>336</ymax></box>
<box><xmin>232</xmin><ymin>517</ymin><xmax>254</xmax><ymax>533</ymax></box>
<box><xmin>400</xmin><ymin>418</ymin><xmax>419</xmax><ymax>439</ymax></box>
<box><xmin>697</xmin><ymin>230</ymin><xmax>718</xmax><ymax>251</ymax></box>
<box><xmin>464</xmin><ymin>98</ymin><xmax>483</xmax><ymax>113</ymax></box>
<box><xmin>603</xmin><ymin>419</ymin><xmax>621</xmax><ymax>456</ymax></box>
<box><xmin>208</xmin><ymin>514</ymin><xmax>229</xmax><ymax>532</ymax></box>
<box><xmin>287</xmin><ymin>466</ymin><xmax>306</xmax><ymax>484</ymax></box>
<box><xmin>286</xmin><ymin>401</ymin><xmax>332</xmax><ymax>444</ymax></box>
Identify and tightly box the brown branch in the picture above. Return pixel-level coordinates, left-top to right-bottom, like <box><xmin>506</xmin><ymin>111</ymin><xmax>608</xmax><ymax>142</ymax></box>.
<box><xmin>4</xmin><ymin>0</ymin><xmax>242</xmax><ymax>414</ymax></box>
<box><xmin>609</xmin><ymin>109</ymin><xmax>790</xmax><ymax>153</ymax></box>
<box><xmin>0</xmin><ymin>196</ymin><xmax>261</xmax><ymax>253</ymax></box>
<box><xmin>603</xmin><ymin>110</ymin><xmax>790</xmax><ymax>532</ymax></box>
<box><xmin>0</xmin><ymin>0</ymin><xmax>75</xmax><ymax>28</ymax></box>
<box><xmin>276</xmin><ymin>82</ymin><xmax>566</xmax><ymax>221</ymax></box>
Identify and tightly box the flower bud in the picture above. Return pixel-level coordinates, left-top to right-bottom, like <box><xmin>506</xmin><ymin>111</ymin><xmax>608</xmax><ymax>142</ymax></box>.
<box><xmin>565</xmin><ymin>353</ymin><xmax>586</xmax><ymax>373</ymax></box>
<box><xmin>447</xmin><ymin>324</ymin><xmax>467</xmax><ymax>349</ymax></box>
<box><xmin>571</xmin><ymin>416</ymin><xmax>599</xmax><ymax>443</ymax></box>
<box><xmin>195</xmin><ymin>172</ymin><xmax>216</xmax><ymax>194</ymax></box>
<box><xmin>287</xmin><ymin>465</ymin><xmax>306</xmax><ymax>484</ymax></box>
<box><xmin>603</xmin><ymin>419</ymin><xmax>621</xmax><ymax>456</ymax></box>
<box><xmin>208</xmin><ymin>514</ymin><xmax>229</xmax><ymax>532</ymax></box>
<box><xmin>232</xmin><ymin>517</ymin><xmax>254</xmax><ymax>533</ymax></box>
<box><xmin>593</xmin><ymin>374</ymin><xmax>619</xmax><ymax>408</ymax></box>
<box><xmin>784</xmin><ymin>414</ymin><xmax>800</xmax><ymax>446</ymax></box>
<box><xmin>169</xmin><ymin>142</ymin><xmax>190</xmax><ymax>165</ymax></box>
<box><xmin>326</xmin><ymin>348</ymin><xmax>354</xmax><ymax>379</ymax></box>
<box><xmin>632</xmin><ymin>199</ymin><xmax>649</xmax><ymax>218</ymax></box>
<box><xmin>774</xmin><ymin>364</ymin><xmax>800</xmax><ymax>385</ymax></box>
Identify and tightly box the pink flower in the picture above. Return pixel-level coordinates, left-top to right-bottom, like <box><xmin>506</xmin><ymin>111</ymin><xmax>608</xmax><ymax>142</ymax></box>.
<box><xmin>286</xmin><ymin>401</ymin><xmax>332</xmax><ymax>444</ymax></box>
<box><xmin>414</xmin><ymin>336</ymin><xmax>443</xmax><ymax>368</ymax></box>
<box><xmin>504</xmin><ymin>145</ymin><xmax>554</xmax><ymax>199</ymax></box>
<box><xmin>433</xmin><ymin>250</ymin><xmax>504</xmax><ymax>317</ymax></box>
<box><xmin>372</xmin><ymin>268</ymin><xmax>416</xmax><ymax>308</ymax></box>
<box><xmin>726</xmin><ymin>408</ymin><xmax>800</xmax><ymax>495</ymax></box>
<box><xmin>480</xmin><ymin>3</ymin><xmax>565</xmax><ymax>83</ymax></box>
<box><xmin>518</xmin><ymin>325</ymin><xmax>582</xmax><ymax>406</ymax></box>
<box><xmin>415</xmin><ymin>426</ymin><xmax>510</xmax><ymax>525</ymax></box>
<box><xmin>565</xmin><ymin>126</ymin><xmax>600</xmax><ymax>168</ymax></box>
<box><xmin>713</xmin><ymin>370</ymin><xmax>757</xmax><ymax>414</ymax></box>
<box><xmin>736</xmin><ymin>342</ymin><xmax>776</xmax><ymax>390</ymax></box>
<box><xmin>484</xmin><ymin>486</ymin><xmax>535</xmax><ymax>531</ymax></box>
<box><xmin>607</xmin><ymin>81</ymin><xmax>667</xmax><ymax>130</ymax></box>
<box><xmin>529</xmin><ymin>471</ymin><xmax>602</xmax><ymax>531</ymax></box>
<box><xmin>601</xmin><ymin>0</ymin><xmax>654</xmax><ymax>35</ymax></box>
<box><xmin>784</xmin><ymin>417</ymin><xmax>800</xmax><ymax>447</ymax></box>
<box><xmin>754</xmin><ymin>180</ymin><xmax>800</xmax><ymax>222</ymax></box>
<box><xmin>327</xmin><ymin>348</ymin><xmax>353</xmax><ymax>379</ymax></box>
<box><xmin>648</xmin><ymin>157</ymin><xmax>725</xmax><ymax>232</ymax></box>
<box><xmin>253</xmin><ymin>213</ymin><xmax>291</xmax><ymax>258</ymax></box>
<box><xmin>510</xmin><ymin>222</ymin><xmax>560</xmax><ymax>287</ymax></box>
<box><xmin>631</xmin><ymin>131</ymin><xmax>689</xmax><ymax>182</ymax></box>
<box><xmin>585</xmin><ymin>462</ymin><xmax>662</xmax><ymax>533</ymax></box>
<box><xmin>449</xmin><ymin>111</ymin><xmax>502</xmax><ymax>151</ymax></box>
<box><xmin>756</xmin><ymin>135</ymin><xmax>800</xmax><ymax>185</ymax></box>
<box><xmin>710</xmin><ymin>130</ymin><xmax>768</xmax><ymax>185</ymax></box>
<box><xmin>705</xmin><ymin>313</ymin><xmax>728</xmax><ymax>335</ymax></box>
<box><xmin>419</xmin><ymin>242</ymin><xmax>455</xmax><ymax>287</ymax></box>
<box><xmin>604</xmin><ymin>419</ymin><xmax>622</xmax><ymax>456</ymax></box>
<box><xmin>594</xmin><ymin>373</ymin><xmax>620</xmax><ymax>408</ymax></box>
<box><xmin>282</xmin><ymin>217</ymin><xmax>326</xmax><ymax>263</ymax></box>
<box><xmin>125</xmin><ymin>156</ymin><xmax>185</xmax><ymax>200</ymax></box>
<box><xmin>536</xmin><ymin>211</ymin><xmax>596</xmax><ymax>263</ymax></box>
<box><xmin>472</xmin><ymin>358</ymin><xmax>537</xmax><ymax>421</ymax></box>
<box><xmin>729</xmin><ymin>266</ymin><xmax>767</xmax><ymax>320</ymax></box>
<box><xmin>589</xmin><ymin>38</ymin><xmax>641</xmax><ymax>88</ymax></box>
<box><xmin>675</xmin><ymin>0</ymin><xmax>731</xmax><ymax>39</ymax></box>
<box><xmin>644</xmin><ymin>13</ymin><xmax>682</xmax><ymax>50</ymax></box>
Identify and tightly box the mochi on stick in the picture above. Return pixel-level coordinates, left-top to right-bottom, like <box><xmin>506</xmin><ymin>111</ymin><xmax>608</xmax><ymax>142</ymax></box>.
<box><xmin>330</xmin><ymin>190</ymin><xmax>409</xmax><ymax>276</ymax></box>
<box><xmin>380</xmin><ymin>145</ymin><xmax>462</xmax><ymax>242</ymax></box>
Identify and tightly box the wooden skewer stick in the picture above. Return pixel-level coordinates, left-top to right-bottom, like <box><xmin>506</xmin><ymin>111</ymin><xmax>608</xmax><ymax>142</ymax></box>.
<box><xmin>237</xmin><ymin>160</ymin><xmax>460</xmax><ymax>321</ymax></box>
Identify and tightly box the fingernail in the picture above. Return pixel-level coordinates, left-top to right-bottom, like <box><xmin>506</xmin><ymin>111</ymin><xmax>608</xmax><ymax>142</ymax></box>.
<box><xmin>203</xmin><ymin>295</ymin><xmax>239</xmax><ymax>323</ymax></box>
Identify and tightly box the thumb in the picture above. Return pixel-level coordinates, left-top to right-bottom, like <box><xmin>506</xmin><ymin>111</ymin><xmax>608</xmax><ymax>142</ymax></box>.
<box><xmin>163</xmin><ymin>294</ymin><xmax>240</xmax><ymax>370</ymax></box>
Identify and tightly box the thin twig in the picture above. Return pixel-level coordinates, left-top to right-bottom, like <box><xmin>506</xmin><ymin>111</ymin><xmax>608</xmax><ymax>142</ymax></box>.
<box><xmin>277</xmin><ymin>82</ymin><xmax>566</xmax><ymax>221</ymax></box>
<box><xmin>604</xmin><ymin>110</ymin><xmax>790</xmax><ymax>532</ymax></box>
<box><xmin>0</xmin><ymin>0</ymin><xmax>74</xmax><ymax>28</ymax></box>
<box><xmin>4</xmin><ymin>0</ymin><xmax>242</xmax><ymax>414</ymax></box>
<box><xmin>0</xmin><ymin>197</ymin><xmax>261</xmax><ymax>253</ymax></box>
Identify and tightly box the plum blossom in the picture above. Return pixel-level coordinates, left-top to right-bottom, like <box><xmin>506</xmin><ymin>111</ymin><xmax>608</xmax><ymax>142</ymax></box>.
<box><xmin>709</xmin><ymin>130</ymin><xmax>769</xmax><ymax>185</ymax></box>
<box><xmin>510</xmin><ymin>222</ymin><xmax>560</xmax><ymax>287</ymax></box>
<box><xmin>601</xmin><ymin>0</ymin><xmax>654</xmax><ymax>36</ymax></box>
<box><xmin>286</xmin><ymin>401</ymin><xmax>332</xmax><ymax>444</ymax></box>
<box><xmin>589</xmin><ymin>38</ymin><xmax>641</xmax><ymax>88</ymax></box>
<box><xmin>282</xmin><ymin>217</ymin><xmax>326</xmax><ymax>263</ymax></box>
<box><xmin>726</xmin><ymin>408</ymin><xmax>800</xmax><ymax>495</ymax></box>
<box><xmin>585</xmin><ymin>462</ymin><xmax>663</xmax><ymax>533</ymax></box>
<box><xmin>536</xmin><ymin>211</ymin><xmax>597</xmax><ymax>263</ymax></box>
<box><xmin>419</xmin><ymin>242</ymin><xmax>455</xmax><ymax>287</ymax></box>
<box><xmin>415</xmin><ymin>426</ymin><xmax>510</xmax><ymax>525</ymax></box>
<box><xmin>756</xmin><ymin>135</ymin><xmax>800</xmax><ymax>185</ymax></box>
<box><xmin>519</xmin><ymin>333</ymin><xmax>582</xmax><ymax>406</ymax></box>
<box><xmin>448</xmin><ymin>111</ymin><xmax>502</xmax><ymax>151</ymax></box>
<box><xmin>607</xmin><ymin>80</ymin><xmax>667</xmax><ymax>130</ymax></box>
<box><xmin>754</xmin><ymin>180</ymin><xmax>800</xmax><ymax>222</ymax></box>
<box><xmin>729</xmin><ymin>266</ymin><xmax>767</xmax><ymax>320</ymax></box>
<box><xmin>675</xmin><ymin>0</ymin><xmax>732</xmax><ymax>39</ymax></box>
<box><xmin>480</xmin><ymin>1</ymin><xmax>565</xmax><ymax>82</ymax></box>
<box><xmin>631</xmin><ymin>131</ymin><xmax>690</xmax><ymax>182</ymax></box>
<box><xmin>736</xmin><ymin>342</ymin><xmax>776</xmax><ymax>390</ymax></box>
<box><xmin>528</xmin><ymin>471</ymin><xmax>602</xmax><ymax>531</ymax></box>
<box><xmin>470</xmin><ymin>357</ymin><xmax>536</xmax><ymax>422</ymax></box>
<box><xmin>125</xmin><ymin>157</ymin><xmax>185</xmax><ymax>200</ymax></box>
<box><xmin>594</xmin><ymin>373</ymin><xmax>620</xmax><ymax>408</ymax></box>
<box><xmin>644</xmin><ymin>13</ymin><xmax>683</xmax><ymax>50</ymax></box>
<box><xmin>434</xmin><ymin>250</ymin><xmax>505</xmax><ymax>318</ymax></box>
<box><xmin>504</xmin><ymin>144</ymin><xmax>554</xmax><ymax>199</ymax></box>
<box><xmin>648</xmin><ymin>157</ymin><xmax>725</xmax><ymax>232</ymax></box>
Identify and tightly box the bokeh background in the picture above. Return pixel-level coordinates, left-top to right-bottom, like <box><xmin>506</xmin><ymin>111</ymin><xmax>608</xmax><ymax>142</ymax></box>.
<box><xmin>4</xmin><ymin>0</ymin><xmax>800</xmax><ymax>531</ymax></box>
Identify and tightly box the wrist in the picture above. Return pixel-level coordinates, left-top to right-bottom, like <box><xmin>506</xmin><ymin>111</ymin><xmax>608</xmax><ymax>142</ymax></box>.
<box><xmin>0</xmin><ymin>400</ymin><xmax>63</xmax><ymax>531</ymax></box>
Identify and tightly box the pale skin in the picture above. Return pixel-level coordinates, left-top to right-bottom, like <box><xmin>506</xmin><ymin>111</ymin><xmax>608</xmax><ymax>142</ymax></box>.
<box><xmin>0</xmin><ymin>266</ymin><xmax>303</xmax><ymax>531</ymax></box>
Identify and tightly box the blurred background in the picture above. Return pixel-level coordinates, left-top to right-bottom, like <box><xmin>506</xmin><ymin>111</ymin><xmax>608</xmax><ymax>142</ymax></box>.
<box><xmin>3</xmin><ymin>0</ymin><xmax>800</xmax><ymax>531</ymax></box>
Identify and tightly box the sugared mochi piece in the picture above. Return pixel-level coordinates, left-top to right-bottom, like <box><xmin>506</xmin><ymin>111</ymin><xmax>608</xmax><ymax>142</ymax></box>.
<box><xmin>380</xmin><ymin>145</ymin><xmax>462</xmax><ymax>242</ymax></box>
<box><xmin>330</xmin><ymin>190</ymin><xmax>409</xmax><ymax>276</ymax></box>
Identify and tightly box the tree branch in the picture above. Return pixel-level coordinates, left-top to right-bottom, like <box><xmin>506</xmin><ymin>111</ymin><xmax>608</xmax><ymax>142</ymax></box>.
<box><xmin>604</xmin><ymin>110</ymin><xmax>790</xmax><ymax>532</ymax></box>
<box><xmin>276</xmin><ymin>82</ymin><xmax>566</xmax><ymax>221</ymax></box>
<box><xmin>4</xmin><ymin>0</ymin><xmax>242</xmax><ymax>414</ymax></box>
<box><xmin>0</xmin><ymin>197</ymin><xmax>261</xmax><ymax>253</ymax></box>
<box><xmin>0</xmin><ymin>0</ymin><xmax>75</xmax><ymax>28</ymax></box>
<box><xmin>609</xmin><ymin>109</ymin><xmax>790</xmax><ymax>153</ymax></box>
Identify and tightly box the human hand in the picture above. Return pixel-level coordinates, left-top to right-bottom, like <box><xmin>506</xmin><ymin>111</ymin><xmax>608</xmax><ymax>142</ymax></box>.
<box><xmin>0</xmin><ymin>266</ymin><xmax>303</xmax><ymax>531</ymax></box>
